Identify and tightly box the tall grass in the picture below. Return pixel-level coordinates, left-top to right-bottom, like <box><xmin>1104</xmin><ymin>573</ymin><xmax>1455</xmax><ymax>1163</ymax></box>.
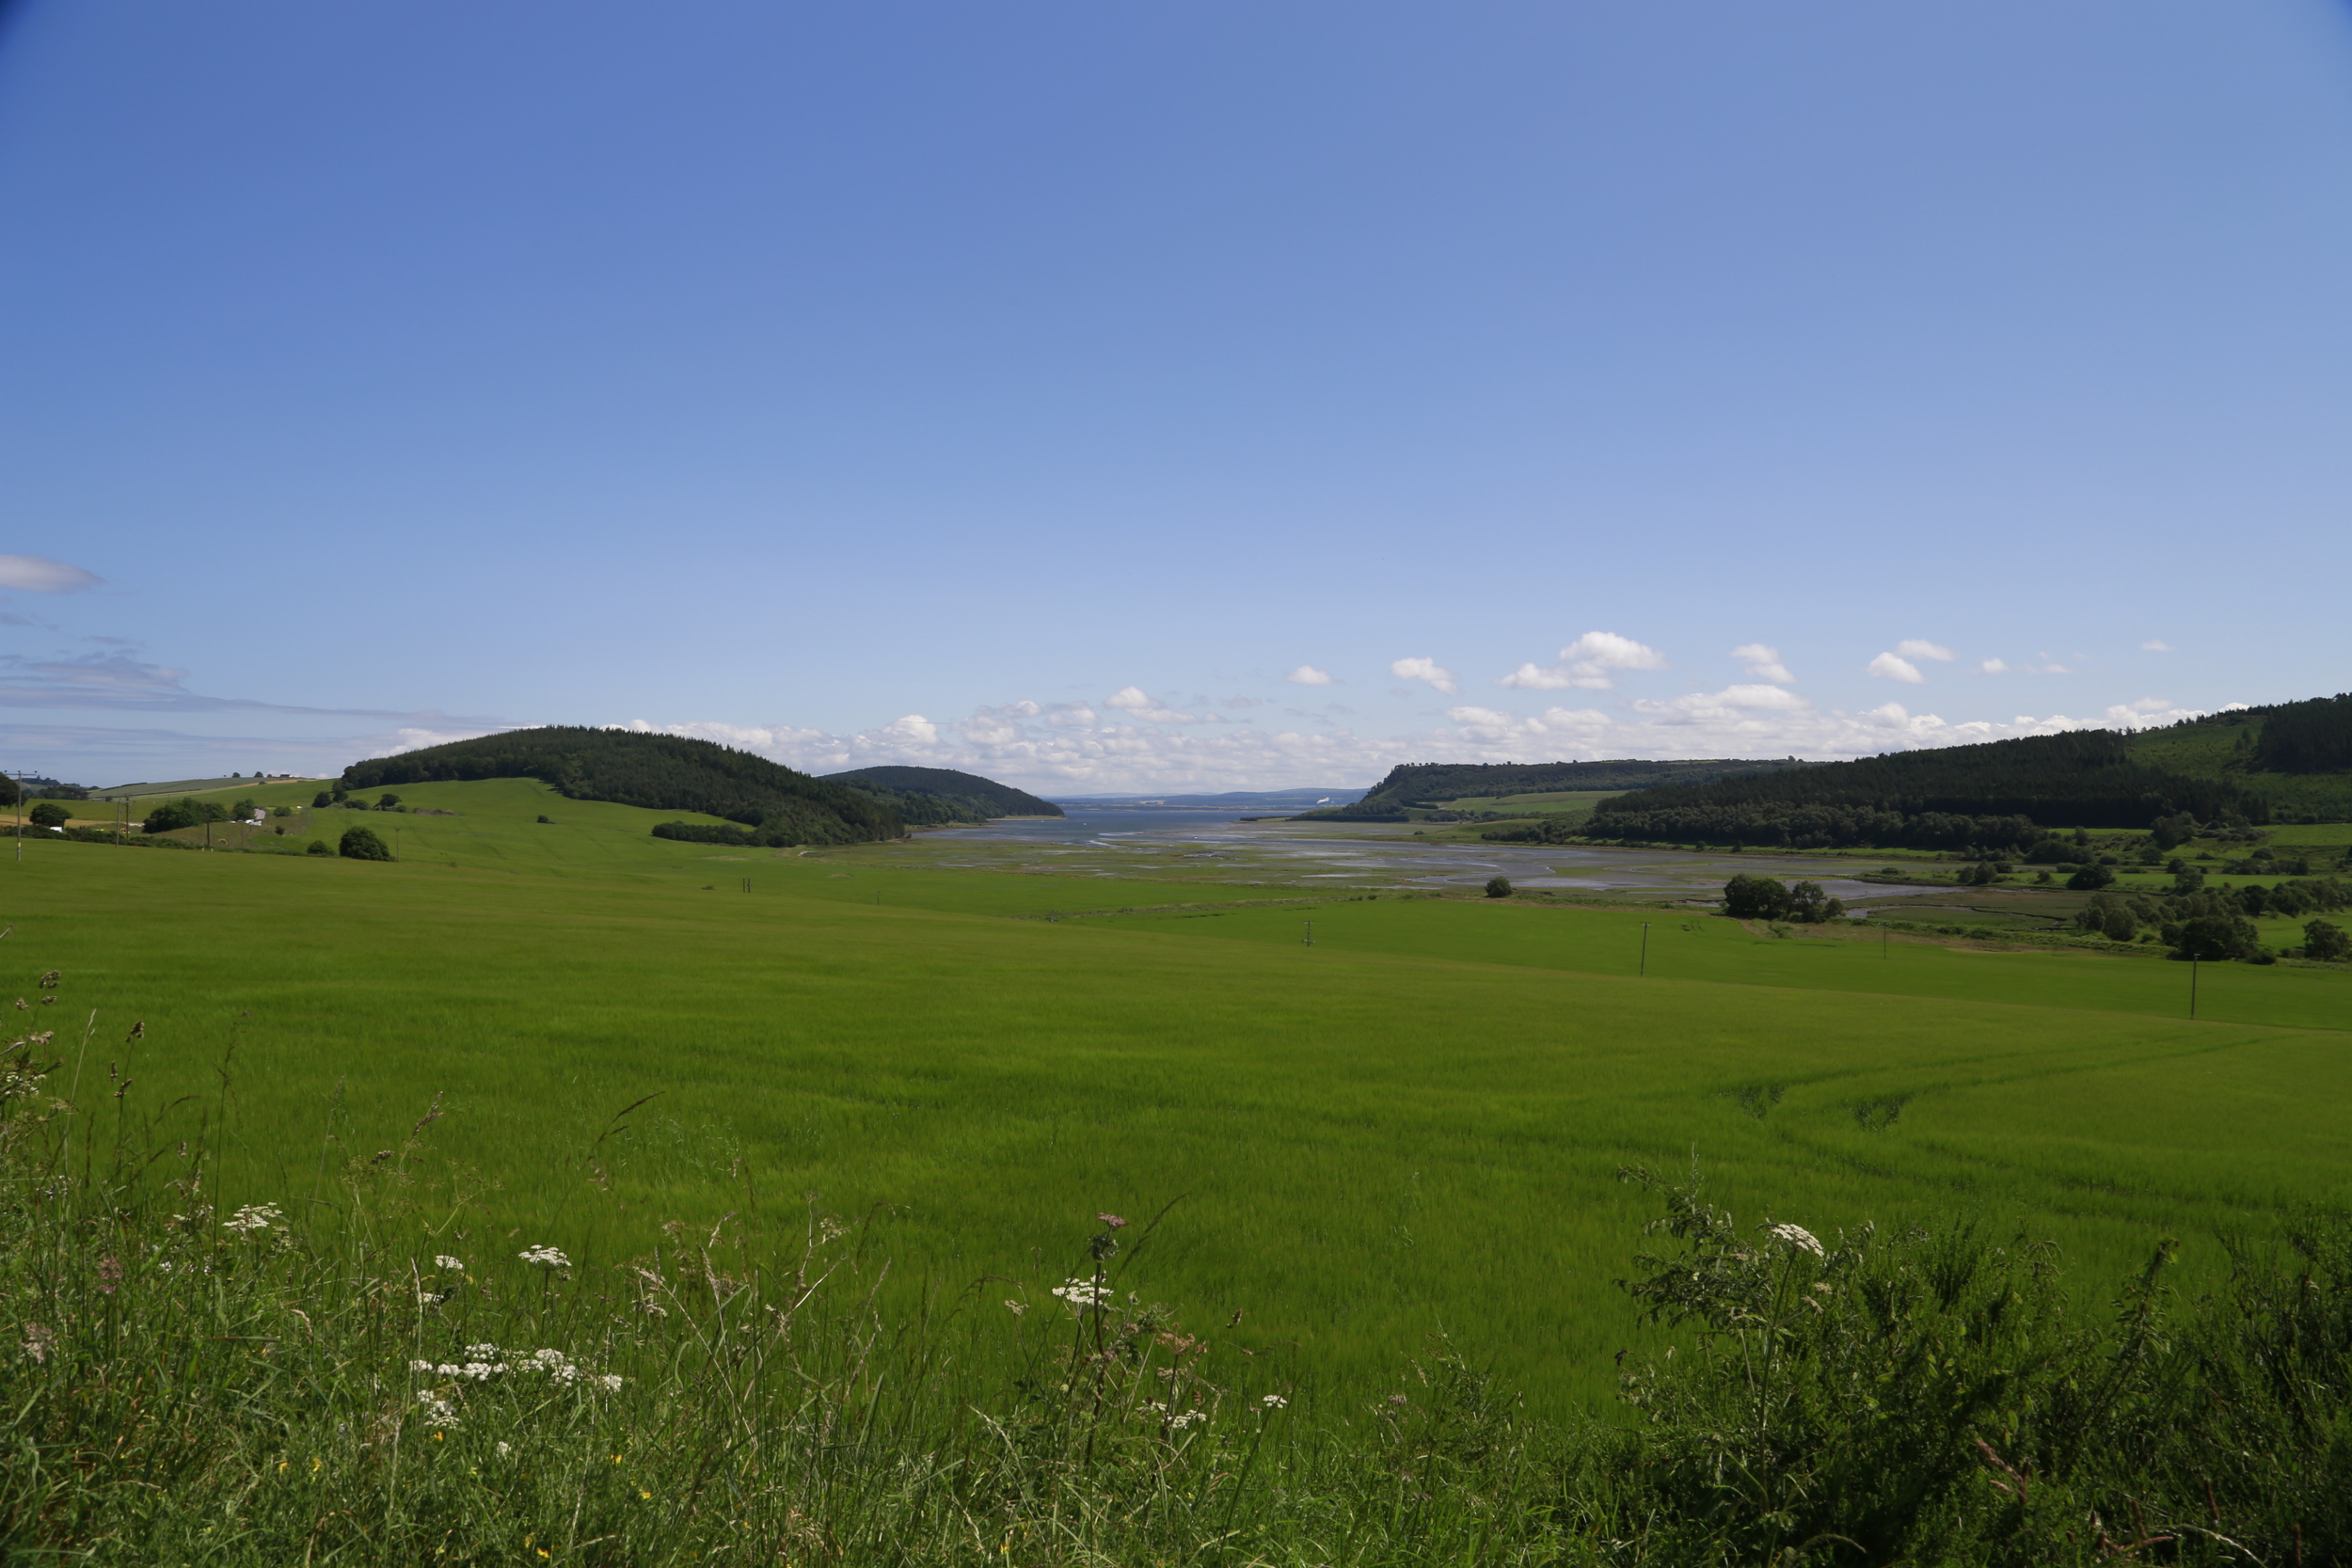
<box><xmin>8</xmin><ymin>997</ymin><xmax>2352</xmax><ymax>1563</ymax></box>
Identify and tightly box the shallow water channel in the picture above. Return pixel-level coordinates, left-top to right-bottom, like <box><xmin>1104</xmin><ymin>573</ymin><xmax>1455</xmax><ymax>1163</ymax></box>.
<box><xmin>941</xmin><ymin>807</ymin><xmax>1940</xmax><ymax>904</ymax></box>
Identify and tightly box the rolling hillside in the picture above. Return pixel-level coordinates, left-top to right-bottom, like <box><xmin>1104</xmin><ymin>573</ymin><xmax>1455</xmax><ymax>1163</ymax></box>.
<box><xmin>342</xmin><ymin>727</ymin><xmax>912</xmax><ymax>844</ymax></box>
<box><xmin>822</xmin><ymin>765</ymin><xmax>1062</xmax><ymax>819</ymax></box>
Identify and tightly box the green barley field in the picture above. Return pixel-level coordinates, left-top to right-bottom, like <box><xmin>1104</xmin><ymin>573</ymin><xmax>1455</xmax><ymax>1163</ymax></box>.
<box><xmin>12</xmin><ymin>775</ymin><xmax>2352</xmax><ymax>1414</ymax></box>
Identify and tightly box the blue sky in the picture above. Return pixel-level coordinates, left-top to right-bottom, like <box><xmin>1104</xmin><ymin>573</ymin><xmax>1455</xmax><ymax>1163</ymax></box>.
<box><xmin>2</xmin><ymin>1</ymin><xmax>2348</xmax><ymax>790</ymax></box>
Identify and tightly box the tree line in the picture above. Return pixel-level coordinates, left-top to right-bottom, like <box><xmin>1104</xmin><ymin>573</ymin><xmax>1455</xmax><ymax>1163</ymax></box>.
<box><xmin>1575</xmin><ymin>730</ymin><xmax>2263</xmax><ymax>847</ymax></box>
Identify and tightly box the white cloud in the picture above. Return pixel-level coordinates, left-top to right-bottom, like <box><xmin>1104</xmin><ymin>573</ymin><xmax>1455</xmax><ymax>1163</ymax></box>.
<box><xmin>613</xmin><ymin>686</ymin><xmax>2223</xmax><ymax>794</ymax></box>
<box><xmin>1730</xmin><ymin>643</ymin><xmax>1795</xmax><ymax>684</ymax></box>
<box><xmin>1390</xmin><ymin>657</ymin><xmax>1458</xmax><ymax>696</ymax></box>
<box><xmin>1896</xmin><ymin>640</ymin><xmax>1955</xmax><ymax>662</ymax></box>
<box><xmin>1284</xmin><ymin>665</ymin><xmax>1335</xmax><ymax>686</ymax></box>
<box><xmin>0</xmin><ymin>555</ymin><xmax>101</xmax><ymax>593</ymax></box>
<box><xmin>2142</xmin><ymin>640</ymin><xmax>2172</xmax><ymax>652</ymax></box>
<box><xmin>1496</xmin><ymin>630</ymin><xmax>1668</xmax><ymax>690</ymax></box>
<box><xmin>1981</xmin><ymin>658</ymin><xmax>2010</xmax><ymax>673</ymax></box>
<box><xmin>1867</xmin><ymin>652</ymin><xmax>1925</xmax><ymax>684</ymax></box>
<box><xmin>1101</xmin><ymin>687</ymin><xmax>1223</xmax><ymax>724</ymax></box>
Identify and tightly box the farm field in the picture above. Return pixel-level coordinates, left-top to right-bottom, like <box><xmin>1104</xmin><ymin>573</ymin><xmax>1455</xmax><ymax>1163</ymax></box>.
<box><xmin>8</xmin><ymin>784</ymin><xmax>2352</xmax><ymax>1414</ymax></box>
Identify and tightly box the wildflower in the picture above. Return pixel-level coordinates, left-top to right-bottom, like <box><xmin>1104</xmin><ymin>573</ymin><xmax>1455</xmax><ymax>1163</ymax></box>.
<box><xmin>1050</xmin><ymin>1277</ymin><xmax>1111</xmax><ymax>1311</ymax></box>
<box><xmin>1004</xmin><ymin>1299</ymin><xmax>1027</xmax><ymax>1316</ymax></box>
<box><xmin>465</xmin><ymin>1342</ymin><xmax>501</xmax><ymax>1359</ymax></box>
<box><xmin>1097</xmin><ymin>1212</ymin><xmax>1127</xmax><ymax>1229</ymax></box>
<box><xmin>408</xmin><ymin>1359</ymin><xmax>434</xmax><ymax>1372</ymax></box>
<box><xmin>1261</xmin><ymin>1393</ymin><xmax>1288</xmax><ymax>1409</ymax></box>
<box><xmin>98</xmin><ymin>1256</ymin><xmax>122</xmax><ymax>1294</ymax></box>
<box><xmin>22</xmin><ymin>1322</ymin><xmax>55</xmax><ymax>1364</ymax></box>
<box><xmin>497</xmin><ymin>1441</ymin><xmax>513</xmax><ymax>1458</ymax></box>
<box><xmin>224</xmin><ymin>1203</ymin><xmax>283</xmax><ymax>1237</ymax></box>
<box><xmin>433</xmin><ymin>1254</ymin><xmax>464</xmax><ymax>1271</ymax></box>
<box><xmin>1168</xmin><ymin>1410</ymin><xmax>1205</xmax><ymax>1430</ymax></box>
<box><xmin>517</xmin><ymin>1244</ymin><xmax>570</xmax><ymax>1269</ymax></box>
<box><xmin>415</xmin><ymin>1390</ymin><xmax>460</xmax><ymax>1428</ymax></box>
<box><xmin>1768</xmin><ymin>1222</ymin><xmax>1825</xmax><ymax>1258</ymax></box>
<box><xmin>596</xmin><ymin>1373</ymin><xmax>624</xmax><ymax>1392</ymax></box>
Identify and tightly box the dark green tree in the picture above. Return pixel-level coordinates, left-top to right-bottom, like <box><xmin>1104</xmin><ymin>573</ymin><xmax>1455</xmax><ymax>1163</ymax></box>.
<box><xmin>1722</xmin><ymin>874</ymin><xmax>1793</xmax><ymax>920</ymax></box>
<box><xmin>313</xmin><ymin>791</ymin><xmax>334</xmax><ymax>808</ymax></box>
<box><xmin>26</xmin><ymin>801</ymin><xmax>70</xmax><ymax>829</ymax></box>
<box><xmin>305</xmin><ymin>840</ymin><xmax>331</xmax><ymax>856</ymax></box>
<box><xmin>2305</xmin><ymin>918</ymin><xmax>2351</xmax><ymax>962</ymax></box>
<box><xmin>1484</xmin><ymin>877</ymin><xmax>1511</xmax><ymax>898</ymax></box>
<box><xmin>2102</xmin><ymin>905</ymin><xmax>2137</xmax><ymax>942</ymax></box>
<box><xmin>376</xmin><ymin>793</ymin><xmax>401</xmax><ymax>811</ymax></box>
<box><xmin>2173</xmin><ymin>913</ymin><xmax>2257</xmax><ymax>961</ymax></box>
<box><xmin>339</xmin><ymin>825</ymin><xmax>392</xmax><ymax>862</ymax></box>
<box><xmin>2067</xmin><ymin>863</ymin><xmax>2116</xmax><ymax>891</ymax></box>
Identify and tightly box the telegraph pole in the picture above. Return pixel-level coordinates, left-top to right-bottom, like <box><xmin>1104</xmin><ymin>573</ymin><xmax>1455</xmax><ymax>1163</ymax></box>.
<box><xmin>2190</xmin><ymin>954</ymin><xmax>2199</xmax><ymax>1021</ymax></box>
<box><xmin>1639</xmin><ymin>922</ymin><xmax>1649</xmax><ymax>976</ymax></box>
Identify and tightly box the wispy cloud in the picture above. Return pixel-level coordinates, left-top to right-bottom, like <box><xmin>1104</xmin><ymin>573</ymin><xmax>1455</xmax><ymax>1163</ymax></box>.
<box><xmin>1389</xmin><ymin>657</ymin><xmax>1458</xmax><ymax>696</ymax></box>
<box><xmin>0</xmin><ymin>556</ymin><xmax>102</xmax><ymax>594</ymax></box>
<box><xmin>1496</xmin><ymin>631</ymin><xmax>1668</xmax><ymax>690</ymax></box>
<box><xmin>2142</xmin><ymin>640</ymin><xmax>2173</xmax><ymax>652</ymax></box>
<box><xmin>1896</xmin><ymin>639</ymin><xmax>1955</xmax><ymax>662</ymax></box>
<box><xmin>1730</xmin><ymin>643</ymin><xmax>1794</xmax><ymax>684</ymax></box>
<box><xmin>1867</xmin><ymin>652</ymin><xmax>1925</xmax><ymax>684</ymax></box>
<box><xmin>1284</xmin><ymin>664</ymin><xmax>1335</xmax><ymax>686</ymax></box>
<box><xmin>0</xmin><ymin>652</ymin><xmax>506</xmax><ymax>725</ymax></box>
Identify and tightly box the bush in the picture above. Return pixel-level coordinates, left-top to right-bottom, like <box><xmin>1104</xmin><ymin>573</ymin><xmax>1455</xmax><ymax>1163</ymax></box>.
<box><xmin>2172</xmin><ymin>912</ymin><xmax>2257</xmax><ymax>961</ymax></box>
<box><xmin>2306</xmin><ymin>917</ymin><xmax>2351</xmax><ymax>962</ymax></box>
<box><xmin>141</xmin><ymin>797</ymin><xmax>225</xmax><ymax>834</ymax></box>
<box><xmin>339</xmin><ymin>826</ymin><xmax>392</xmax><ymax>861</ymax></box>
<box><xmin>230</xmin><ymin>798</ymin><xmax>257</xmax><ymax>820</ymax></box>
<box><xmin>1484</xmin><ymin>877</ymin><xmax>1511</xmax><ymax>898</ymax></box>
<box><xmin>377</xmin><ymin>793</ymin><xmax>401</xmax><ymax>811</ymax></box>
<box><xmin>312</xmin><ymin>790</ymin><xmax>334</xmax><ymax>808</ymax></box>
<box><xmin>271</xmin><ymin>805</ymin><xmax>292</xmax><ymax>818</ymax></box>
<box><xmin>1722</xmin><ymin>873</ymin><xmax>1791</xmax><ymax>919</ymax></box>
<box><xmin>2066</xmin><ymin>863</ymin><xmax>2116</xmax><ymax>890</ymax></box>
<box><xmin>536</xmin><ymin>815</ymin><xmax>555</xmax><ymax>824</ymax></box>
<box><xmin>305</xmin><ymin>840</ymin><xmax>331</xmax><ymax>856</ymax></box>
<box><xmin>26</xmin><ymin>801</ymin><xmax>70</xmax><ymax>829</ymax></box>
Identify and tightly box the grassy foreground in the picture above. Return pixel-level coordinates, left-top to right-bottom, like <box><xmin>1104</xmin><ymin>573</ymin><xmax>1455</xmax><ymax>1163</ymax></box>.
<box><xmin>5</xmin><ymin>779</ymin><xmax>2352</xmax><ymax>1560</ymax></box>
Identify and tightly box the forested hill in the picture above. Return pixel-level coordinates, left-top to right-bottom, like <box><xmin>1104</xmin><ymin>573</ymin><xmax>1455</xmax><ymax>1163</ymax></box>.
<box><xmin>821</xmin><ymin>766</ymin><xmax>1063</xmax><ymax>820</ymax></box>
<box><xmin>1584</xmin><ymin>729</ymin><xmax>2265</xmax><ymax>850</ymax></box>
<box><xmin>342</xmin><ymin>728</ymin><xmax>912</xmax><ymax>845</ymax></box>
<box><xmin>1299</xmin><ymin>758</ymin><xmax>1816</xmax><ymax>820</ymax></box>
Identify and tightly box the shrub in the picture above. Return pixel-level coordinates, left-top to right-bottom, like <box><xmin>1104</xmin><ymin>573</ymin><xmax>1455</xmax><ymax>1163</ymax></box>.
<box><xmin>1722</xmin><ymin>873</ymin><xmax>1791</xmax><ymax>919</ymax></box>
<box><xmin>26</xmin><ymin>801</ymin><xmax>70</xmax><ymax>829</ymax></box>
<box><xmin>339</xmin><ymin>825</ymin><xmax>392</xmax><ymax>861</ymax></box>
<box><xmin>376</xmin><ymin>793</ymin><xmax>401</xmax><ymax>811</ymax></box>
<box><xmin>271</xmin><ymin>805</ymin><xmax>292</xmax><ymax>817</ymax></box>
<box><xmin>312</xmin><ymin>790</ymin><xmax>334</xmax><ymax>808</ymax></box>
<box><xmin>2066</xmin><ymin>863</ymin><xmax>2116</xmax><ymax>890</ymax></box>
<box><xmin>2306</xmin><ymin>917</ymin><xmax>2351</xmax><ymax>962</ymax></box>
<box><xmin>537</xmin><ymin>815</ymin><xmax>555</xmax><ymax>824</ymax></box>
<box><xmin>230</xmin><ymin>798</ymin><xmax>257</xmax><ymax>820</ymax></box>
<box><xmin>305</xmin><ymin>840</ymin><xmax>331</xmax><ymax>855</ymax></box>
<box><xmin>1484</xmin><ymin>877</ymin><xmax>1511</xmax><ymax>898</ymax></box>
<box><xmin>142</xmin><ymin>797</ymin><xmax>224</xmax><ymax>834</ymax></box>
<box><xmin>2172</xmin><ymin>912</ymin><xmax>2257</xmax><ymax>961</ymax></box>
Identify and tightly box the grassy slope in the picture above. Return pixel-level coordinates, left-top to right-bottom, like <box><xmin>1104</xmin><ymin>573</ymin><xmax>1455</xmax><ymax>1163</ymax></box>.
<box><xmin>8</xmin><ymin>779</ymin><xmax>2351</xmax><ymax>1412</ymax></box>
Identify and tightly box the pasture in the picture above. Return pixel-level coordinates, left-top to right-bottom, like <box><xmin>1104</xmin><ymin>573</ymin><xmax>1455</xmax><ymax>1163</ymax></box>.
<box><xmin>8</xmin><ymin>778</ymin><xmax>2351</xmax><ymax>1414</ymax></box>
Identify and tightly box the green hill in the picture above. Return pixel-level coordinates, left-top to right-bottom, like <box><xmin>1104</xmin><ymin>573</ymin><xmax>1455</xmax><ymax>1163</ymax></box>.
<box><xmin>2129</xmin><ymin>695</ymin><xmax>2352</xmax><ymax>822</ymax></box>
<box><xmin>822</xmin><ymin>765</ymin><xmax>1063</xmax><ymax>820</ymax></box>
<box><xmin>1299</xmin><ymin>758</ymin><xmax>1816</xmax><ymax>821</ymax></box>
<box><xmin>1581</xmin><ymin>729</ymin><xmax>2260</xmax><ymax>850</ymax></box>
<box><xmin>342</xmin><ymin>726</ymin><xmax>910</xmax><ymax>845</ymax></box>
